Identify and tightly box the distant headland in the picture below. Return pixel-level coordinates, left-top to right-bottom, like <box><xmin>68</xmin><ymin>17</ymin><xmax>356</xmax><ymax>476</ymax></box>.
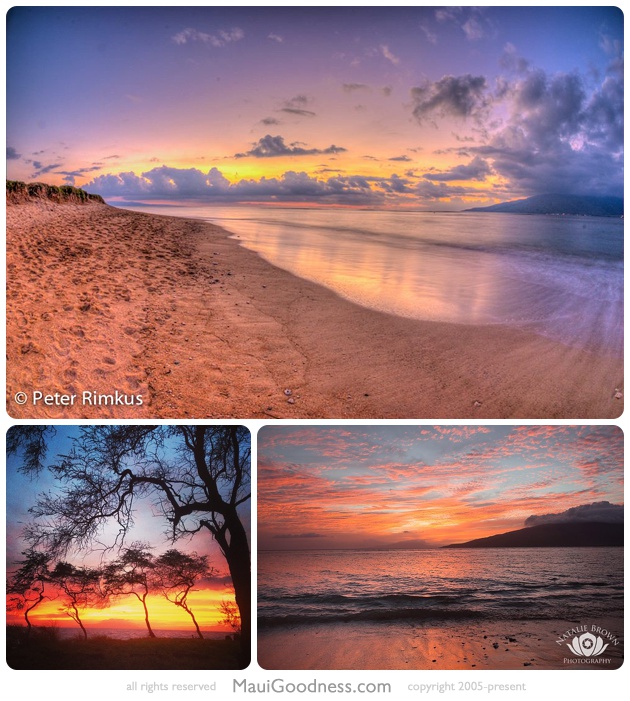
<box><xmin>444</xmin><ymin>521</ymin><xmax>623</xmax><ymax>548</ymax></box>
<box><xmin>466</xmin><ymin>193</ymin><xmax>623</xmax><ymax>217</ymax></box>
<box><xmin>6</xmin><ymin>180</ymin><xmax>105</xmax><ymax>205</ymax></box>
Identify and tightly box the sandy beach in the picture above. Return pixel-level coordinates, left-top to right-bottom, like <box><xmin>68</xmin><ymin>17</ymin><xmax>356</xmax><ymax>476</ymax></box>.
<box><xmin>257</xmin><ymin>620</ymin><xmax>624</xmax><ymax>670</ymax></box>
<box><xmin>6</xmin><ymin>201</ymin><xmax>623</xmax><ymax>418</ymax></box>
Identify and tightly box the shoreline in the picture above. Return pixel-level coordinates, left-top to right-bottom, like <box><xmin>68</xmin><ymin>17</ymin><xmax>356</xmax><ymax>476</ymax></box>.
<box><xmin>257</xmin><ymin>619</ymin><xmax>624</xmax><ymax>670</ymax></box>
<box><xmin>6</xmin><ymin>202</ymin><xmax>623</xmax><ymax>418</ymax></box>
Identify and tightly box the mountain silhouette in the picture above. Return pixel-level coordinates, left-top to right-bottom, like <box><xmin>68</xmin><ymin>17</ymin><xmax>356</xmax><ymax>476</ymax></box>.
<box><xmin>466</xmin><ymin>193</ymin><xmax>623</xmax><ymax>217</ymax></box>
<box><xmin>444</xmin><ymin>521</ymin><xmax>623</xmax><ymax>548</ymax></box>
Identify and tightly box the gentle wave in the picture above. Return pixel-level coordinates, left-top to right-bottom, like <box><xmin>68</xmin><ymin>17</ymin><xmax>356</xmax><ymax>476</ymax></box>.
<box><xmin>216</xmin><ymin>208</ymin><xmax>623</xmax><ymax>354</ymax></box>
<box><xmin>122</xmin><ymin>204</ymin><xmax>623</xmax><ymax>354</ymax></box>
<box><xmin>259</xmin><ymin>608</ymin><xmax>487</xmax><ymax>627</ymax></box>
<box><xmin>258</xmin><ymin>548</ymin><xmax>624</xmax><ymax>629</ymax></box>
<box><xmin>226</xmin><ymin>217</ymin><xmax>622</xmax><ymax>263</ymax></box>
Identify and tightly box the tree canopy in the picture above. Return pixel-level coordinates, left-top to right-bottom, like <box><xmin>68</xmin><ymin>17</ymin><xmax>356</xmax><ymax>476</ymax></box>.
<box><xmin>49</xmin><ymin>561</ymin><xmax>105</xmax><ymax>639</ymax></box>
<box><xmin>154</xmin><ymin>549</ymin><xmax>212</xmax><ymax>639</ymax></box>
<box><xmin>7</xmin><ymin>549</ymin><xmax>53</xmax><ymax>635</ymax></box>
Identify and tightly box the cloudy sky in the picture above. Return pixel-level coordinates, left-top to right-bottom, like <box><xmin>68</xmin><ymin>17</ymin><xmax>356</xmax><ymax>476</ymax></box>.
<box><xmin>7</xmin><ymin>6</ymin><xmax>623</xmax><ymax>208</ymax></box>
<box><xmin>258</xmin><ymin>426</ymin><xmax>623</xmax><ymax>549</ymax></box>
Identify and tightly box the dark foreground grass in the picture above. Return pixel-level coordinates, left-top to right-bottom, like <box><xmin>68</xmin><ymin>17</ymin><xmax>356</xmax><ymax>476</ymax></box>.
<box><xmin>6</xmin><ymin>626</ymin><xmax>246</xmax><ymax>669</ymax></box>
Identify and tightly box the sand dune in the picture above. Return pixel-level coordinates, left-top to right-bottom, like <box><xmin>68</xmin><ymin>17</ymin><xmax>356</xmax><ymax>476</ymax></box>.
<box><xmin>6</xmin><ymin>202</ymin><xmax>623</xmax><ymax>418</ymax></box>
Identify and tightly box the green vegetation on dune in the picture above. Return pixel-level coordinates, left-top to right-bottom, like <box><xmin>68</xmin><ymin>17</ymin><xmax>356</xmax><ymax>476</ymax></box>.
<box><xmin>6</xmin><ymin>180</ymin><xmax>105</xmax><ymax>204</ymax></box>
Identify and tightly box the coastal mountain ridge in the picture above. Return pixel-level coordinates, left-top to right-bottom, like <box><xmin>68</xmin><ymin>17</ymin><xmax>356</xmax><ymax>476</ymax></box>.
<box><xmin>466</xmin><ymin>193</ymin><xmax>623</xmax><ymax>217</ymax></box>
<box><xmin>444</xmin><ymin>521</ymin><xmax>623</xmax><ymax>548</ymax></box>
<box><xmin>6</xmin><ymin>180</ymin><xmax>105</xmax><ymax>205</ymax></box>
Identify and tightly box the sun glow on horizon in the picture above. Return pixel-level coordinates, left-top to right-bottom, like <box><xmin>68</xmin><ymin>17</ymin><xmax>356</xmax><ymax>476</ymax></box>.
<box><xmin>8</xmin><ymin>8</ymin><xmax>621</xmax><ymax>206</ymax></box>
<box><xmin>258</xmin><ymin>426</ymin><xmax>623</xmax><ymax>550</ymax></box>
<box><xmin>6</xmin><ymin>586</ymin><xmax>237</xmax><ymax>632</ymax></box>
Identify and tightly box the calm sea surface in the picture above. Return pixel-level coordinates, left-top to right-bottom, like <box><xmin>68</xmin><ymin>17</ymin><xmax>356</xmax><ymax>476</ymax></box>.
<box><xmin>258</xmin><ymin>548</ymin><xmax>623</xmax><ymax>627</ymax></box>
<box><xmin>122</xmin><ymin>204</ymin><xmax>623</xmax><ymax>355</ymax></box>
<box><xmin>52</xmin><ymin>627</ymin><xmax>227</xmax><ymax>640</ymax></box>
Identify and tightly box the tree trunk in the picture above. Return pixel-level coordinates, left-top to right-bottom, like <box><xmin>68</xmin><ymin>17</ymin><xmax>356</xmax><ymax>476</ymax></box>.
<box><xmin>181</xmin><ymin>604</ymin><xmax>204</xmax><ymax>639</ymax></box>
<box><xmin>221</xmin><ymin>512</ymin><xmax>251</xmax><ymax>666</ymax></box>
<box><xmin>24</xmin><ymin>609</ymin><xmax>33</xmax><ymax>637</ymax></box>
<box><xmin>141</xmin><ymin>594</ymin><xmax>157</xmax><ymax>638</ymax></box>
<box><xmin>69</xmin><ymin>603</ymin><xmax>88</xmax><ymax>640</ymax></box>
<box><xmin>24</xmin><ymin>593</ymin><xmax>45</xmax><ymax>639</ymax></box>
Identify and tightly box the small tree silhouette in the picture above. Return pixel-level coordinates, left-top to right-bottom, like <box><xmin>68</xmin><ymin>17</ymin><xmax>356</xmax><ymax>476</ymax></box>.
<box><xmin>219</xmin><ymin>599</ymin><xmax>241</xmax><ymax>635</ymax></box>
<box><xmin>103</xmin><ymin>544</ymin><xmax>156</xmax><ymax>638</ymax></box>
<box><xmin>153</xmin><ymin>549</ymin><xmax>213</xmax><ymax>639</ymax></box>
<box><xmin>49</xmin><ymin>562</ymin><xmax>107</xmax><ymax>639</ymax></box>
<box><xmin>7</xmin><ymin>549</ymin><xmax>53</xmax><ymax>637</ymax></box>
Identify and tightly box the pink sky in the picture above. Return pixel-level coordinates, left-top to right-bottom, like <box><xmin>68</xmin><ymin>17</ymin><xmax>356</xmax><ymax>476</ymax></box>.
<box><xmin>7</xmin><ymin>7</ymin><xmax>623</xmax><ymax>208</ymax></box>
<box><xmin>258</xmin><ymin>426</ymin><xmax>623</xmax><ymax>549</ymax></box>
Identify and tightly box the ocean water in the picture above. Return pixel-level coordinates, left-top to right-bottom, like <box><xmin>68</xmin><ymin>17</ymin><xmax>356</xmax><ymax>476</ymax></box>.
<box><xmin>258</xmin><ymin>548</ymin><xmax>623</xmax><ymax>627</ymax></box>
<box><xmin>122</xmin><ymin>204</ymin><xmax>623</xmax><ymax>355</ymax></box>
<box><xmin>50</xmin><ymin>627</ymin><xmax>228</xmax><ymax>641</ymax></box>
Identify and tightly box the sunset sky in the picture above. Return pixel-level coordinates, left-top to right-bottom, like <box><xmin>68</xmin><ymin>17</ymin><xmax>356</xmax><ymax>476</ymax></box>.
<box><xmin>258</xmin><ymin>426</ymin><xmax>623</xmax><ymax>550</ymax></box>
<box><xmin>6</xmin><ymin>6</ymin><xmax>623</xmax><ymax>208</ymax></box>
<box><xmin>6</xmin><ymin>428</ymin><xmax>246</xmax><ymax>631</ymax></box>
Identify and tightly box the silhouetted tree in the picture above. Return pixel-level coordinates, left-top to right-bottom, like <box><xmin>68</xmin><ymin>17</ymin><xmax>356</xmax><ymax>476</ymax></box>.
<box><xmin>219</xmin><ymin>599</ymin><xmax>241</xmax><ymax>635</ymax></box>
<box><xmin>49</xmin><ymin>562</ymin><xmax>106</xmax><ymax>639</ymax></box>
<box><xmin>7</xmin><ymin>426</ymin><xmax>53</xmax><ymax>474</ymax></box>
<box><xmin>153</xmin><ymin>549</ymin><xmax>212</xmax><ymax>639</ymax></box>
<box><xmin>103</xmin><ymin>544</ymin><xmax>156</xmax><ymax>638</ymax></box>
<box><xmin>11</xmin><ymin>426</ymin><xmax>251</xmax><ymax>663</ymax></box>
<box><xmin>7</xmin><ymin>549</ymin><xmax>53</xmax><ymax>637</ymax></box>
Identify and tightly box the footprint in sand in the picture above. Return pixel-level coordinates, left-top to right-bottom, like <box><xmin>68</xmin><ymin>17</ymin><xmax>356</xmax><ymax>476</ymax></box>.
<box><xmin>69</xmin><ymin>325</ymin><xmax>86</xmax><ymax>339</ymax></box>
<box><xmin>20</xmin><ymin>342</ymin><xmax>41</xmax><ymax>355</ymax></box>
<box><xmin>14</xmin><ymin>309</ymin><xmax>29</xmax><ymax>328</ymax></box>
<box><xmin>63</xmin><ymin>367</ymin><xmax>77</xmax><ymax>382</ymax></box>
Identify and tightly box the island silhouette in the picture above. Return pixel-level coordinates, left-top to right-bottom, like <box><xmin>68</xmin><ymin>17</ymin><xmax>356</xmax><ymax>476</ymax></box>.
<box><xmin>444</xmin><ymin>521</ymin><xmax>623</xmax><ymax>548</ymax></box>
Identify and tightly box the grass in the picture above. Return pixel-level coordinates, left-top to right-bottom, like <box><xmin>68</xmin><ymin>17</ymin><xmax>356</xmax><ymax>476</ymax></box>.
<box><xmin>6</xmin><ymin>626</ymin><xmax>246</xmax><ymax>670</ymax></box>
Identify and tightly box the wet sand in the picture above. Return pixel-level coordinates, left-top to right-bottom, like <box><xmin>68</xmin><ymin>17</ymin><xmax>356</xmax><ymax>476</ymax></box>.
<box><xmin>257</xmin><ymin>620</ymin><xmax>624</xmax><ymax>670</ymax></box>
<box><xmin>6</xmin><ymin>202</ymin><xmax>623</xmax><ymax>418</ymax></box>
